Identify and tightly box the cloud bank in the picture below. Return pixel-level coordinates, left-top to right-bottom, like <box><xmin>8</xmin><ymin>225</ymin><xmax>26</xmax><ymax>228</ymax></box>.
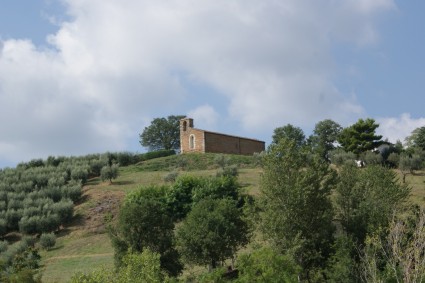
<box><xmin>0</xmin><ymin>0</ymin><xmax>400</xmax><ymax>165</ymax></box>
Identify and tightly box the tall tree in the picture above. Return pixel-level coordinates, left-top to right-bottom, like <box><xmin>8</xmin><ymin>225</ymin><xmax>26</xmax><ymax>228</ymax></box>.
<box><xmin>260</xmin><ymin>138</ymin><xmax>336</xmax><ymax>279</ymax></box>
<box><xmin>139</xmin><ymin>115</ymin><xmax>185</xmax><ymax>151</ymax></box>
<box><xmin>335</xmin><ymin>165</ymin><xmax>410</xmax><ymax>245</ymax></box>
<box><xmin>272</xmin><ymin>124</ymin><xmax>305</xmax><ymax>147</ymax></box>
<box><xmin>309</xmin><ymin>119</ymin><xmax>342</xmax><ymax>161</ymax></box>
<box><xmin>109</xmin><ymin>198</ymin><xmax>182</xmax><ymax>276</ymax></box>
<box><xmin>338</xmin><ymin>118</ymin><xmax>383</xmax><ymax>155</ymax></box>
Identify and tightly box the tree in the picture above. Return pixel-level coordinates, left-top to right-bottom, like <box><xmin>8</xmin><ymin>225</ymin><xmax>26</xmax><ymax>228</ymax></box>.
<box><xmin>260</xmin><ymin>138</ymin><xmax>336</xmax><ymax>279</ymax></box>
<box><xmin>109</xmin><ymin>198</ymin><xmax>182</xmax><ymax>276</ymax></box>
<box><xmin>338</xmin><ymin>118</ymin><xmax>383</xmax><ymax>156</ymax></box>
<box><xmin>359</xmin><ymin>208</ymin><xmax>425</xmax><ymax>283</ymax></box>
<box><xmin>335</xmin><ymin>165</ymin><xmax>410</xmax><ymax>245</ymax></box>
<box><xmin>39</xmin><ymin>233</ymin><xmax>56</xmax><ymax>250</ymax></box>
<box><xmin>309</xmin><ymin>119</ymin><xmax>342</xmax><ymax>161</ymax></box>
<box><xmin>100</xmin><ymin>164</ymin><xmax>119</xmax><ymax>184</ymax></box>
<box><xmin>140</xmin><ymin>115</ymin><xmax>186</xmax><ymax>151</ymax></box>
<box><xmin>405</xmin><ymin>126</ymin><xmax>425</xmax><ymax>150</ymax></box>
<box><xmin>272</xmin><ymin>124</ymin><xmax>305</xmax><ymax>147</ymax></box>
<box><xmin>176</xmin><ymin>198</ymin><xmax>249</xmax><ymax>270</ymax></box>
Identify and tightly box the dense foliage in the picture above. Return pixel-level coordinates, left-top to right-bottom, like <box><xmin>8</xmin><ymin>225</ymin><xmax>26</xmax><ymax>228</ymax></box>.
<box><xmin>140</xmin><ymin>115</ymin><xmax>186</xmax><ymax>151</ymax></box>
<box><xmin>338</xmin><ymin>118</ymin><xmax>383</xmax><ymax>155</ymax></box>
<box><xmin>260</xmin><ymin>138</ymin><xmax>336</xmax><ymax>280</ymax></box>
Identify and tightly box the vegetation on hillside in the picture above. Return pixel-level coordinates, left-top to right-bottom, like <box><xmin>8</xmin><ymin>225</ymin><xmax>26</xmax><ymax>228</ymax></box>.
<box><xmin>2</xmin><ymin>116</ymin><xmax>425</xmax><ymax>282</ymax></box>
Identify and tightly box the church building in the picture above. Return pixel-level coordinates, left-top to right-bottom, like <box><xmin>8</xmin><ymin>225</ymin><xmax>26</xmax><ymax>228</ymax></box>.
<box><xmin>180</xmin><ymin>118</ymin><xmax>265</xmax><ymax>155</ymax></box>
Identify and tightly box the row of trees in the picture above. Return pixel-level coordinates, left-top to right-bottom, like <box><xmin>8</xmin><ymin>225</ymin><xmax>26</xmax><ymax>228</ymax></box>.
<box><xmin>273</xmin><ymin>118</ymin><xmax>425</xmax><ymax>173</ymax></box>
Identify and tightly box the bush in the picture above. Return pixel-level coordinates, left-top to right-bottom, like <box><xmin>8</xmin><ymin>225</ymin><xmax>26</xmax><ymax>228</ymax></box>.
<box><xmin>70</xmin><ymin>166</ymin><xmax>89</xmax><ymax>184</ymax></box>
<box><xmin>61</xmin><ymin>180</ymin><xmax>82</xmax><ymax>202</ymax></box>
<box><xmin>39</xmin><ymin>233</ymin><xmax>56</xmax><ymax>250</ymax></box>
<box><xmin>214</xmin><ymin>154</ymin><xmax>230</xmax><ymax>169</ymax></box>
<box><xmin>216</xmin><ymin>165</ymin><xmax>239</xmax><ymax>178</ymax></box>
<box><xmin>362</xmin><ymin>151</ymin><xmax>383</xmax><ymax>165</ymax></box>
<box><xmin>163</xmin><ymin>171</ymin><xmax>179</xmax><ymax>183</ymax></box>
<box><xmin>329</xmin><ymin>149</ymin><xmax>356</xmax><ymax>166</ymax></box>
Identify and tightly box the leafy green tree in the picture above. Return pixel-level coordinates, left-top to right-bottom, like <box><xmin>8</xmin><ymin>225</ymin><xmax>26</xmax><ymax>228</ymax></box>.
<box><xmin>309</xmin><ymin>119</ymin><xmax>342</xmax><ymax>161</ymax></box>
<box><xmin>109</xmin><ymin>198</ymin><xmax>182</xmax><ymax>276</ymax></box>
<box><xmin>338</xmin><ymin>118</ymin><xmax>383</xmax><ymax>155</ymax></box>
<box><xmin>335</xmin><ymin>165</ymin><xmax>410</xmax><ymax>245</ymax></box>
<box><xmin>100</xmin><ymin>164</ymin><xmax>119</xmax><ymax>184</ymax></box>
<box><xmin>260</xmin><ymin>138</ymin><xmax>336</xmax><ymax>278</ymax></box>
<box><xmin>176</xmin><ymin>198</ymin><xmax>249</xmax><ymax>269</ymax></box>
<box><xmin>272</xmin><ymin>124</ymin><xmax>305</xmax><ymax>147</ymax></box>
<box><xmin>405</xmin><ymin>126</ymin><xmax>425</xmax><ymax>150</ymax></box>
<box><xmin>140</xmin><ymin>115</ymin><xmax>186</xmax><ymax>151</ymax></box>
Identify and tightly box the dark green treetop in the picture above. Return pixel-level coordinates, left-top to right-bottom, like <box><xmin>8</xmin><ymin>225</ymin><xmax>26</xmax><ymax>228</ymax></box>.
<box><xmin>338</xmin><ymin>118</ymin><xmax>383</xmax><ymax>155</ymax></box>
<box><xmin>139</xmin><ymin>115</ymin><xmax>185</xmax><ymax>151</ymax></box>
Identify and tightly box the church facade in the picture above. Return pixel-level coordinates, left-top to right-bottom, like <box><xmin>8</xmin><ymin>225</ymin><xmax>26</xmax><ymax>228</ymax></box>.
<box><xmin>180</xmin><ymin>118</ymin><xmax>265</xmax><ymax>155</ymax></box>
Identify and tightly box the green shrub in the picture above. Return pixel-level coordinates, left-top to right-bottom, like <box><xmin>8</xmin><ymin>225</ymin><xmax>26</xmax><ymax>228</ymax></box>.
<box><xmin>39</xmin><ymin>233</ymin><xmax>56</xmax><ymax>250</ymax></box>
<box><xmin>216</xmin><ymin>165</ymin><xmax>239</xmax><ymax>178</ymax></box>
<box><xmin>71</xmin><ymin>166</ymin><xmax>89</xmax><ymax>184</ymax></box>
<box><xmin>163</xmin><ymin>171</ymin><xmax>179</xmax><ymax>183</ymax></box>
<box><xmin>362</xmin><ymin>151</ymin><xmax>383</xmax><ymax>165</ymax></box>
<box><xmin>329</xmin><ymin>149</ymin><xmax>356</xmax><ymax>166</ymax></box>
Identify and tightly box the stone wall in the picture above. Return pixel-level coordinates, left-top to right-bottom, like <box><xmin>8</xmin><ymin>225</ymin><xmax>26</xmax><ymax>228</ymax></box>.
<box><xmin>180</xmin><ymin>118</ymin><xmax>265</xmax><ymax>155</ymax></box>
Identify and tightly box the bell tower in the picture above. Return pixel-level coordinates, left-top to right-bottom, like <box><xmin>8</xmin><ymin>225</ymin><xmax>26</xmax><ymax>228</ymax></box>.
<box><xmin>180</xmin><ymin>118</ymin><xmax>194</xmax><ymax>153</ymax></box>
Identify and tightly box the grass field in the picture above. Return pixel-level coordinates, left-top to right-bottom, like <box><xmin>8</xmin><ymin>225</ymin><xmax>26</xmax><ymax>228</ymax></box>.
<box><xmin>38</xmin><ymin>154</ymin><xmax>424</xmax><ymax>282</ymax></box>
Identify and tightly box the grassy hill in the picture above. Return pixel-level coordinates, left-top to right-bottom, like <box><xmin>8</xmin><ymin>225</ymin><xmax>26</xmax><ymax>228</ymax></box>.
<box><xmin>38</xmin><ymin>153</ymin><xmax>424</xmax><ymax>282</ymax></box>
<box><xmin>39</xmin><ymin>153</ymin><xmax>262</xmax><ymax>282</ymax></box>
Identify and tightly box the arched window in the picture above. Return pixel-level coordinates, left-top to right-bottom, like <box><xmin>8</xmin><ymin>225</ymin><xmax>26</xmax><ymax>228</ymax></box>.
<box><xmin>189</xmin><ymin>135</ymin><xmax>195</xmax><ymax>149</ymax></box>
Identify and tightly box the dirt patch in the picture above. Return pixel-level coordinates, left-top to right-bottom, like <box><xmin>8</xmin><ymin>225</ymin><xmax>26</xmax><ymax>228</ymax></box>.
<box><xmin>73</xmin><ymin>184</ymin><xmax>125</xmax><ymax>234</ymax></box>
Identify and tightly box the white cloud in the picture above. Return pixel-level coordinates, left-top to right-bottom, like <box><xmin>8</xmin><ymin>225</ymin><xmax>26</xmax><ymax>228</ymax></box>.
<box><xmin>187</xmin><ymin>105</ymin><xmax>219</xmax><ymax>131</ymax></box>
<box><xmin>377</xmin><ymin>113</ymin><xmax>425</xmax><ymax>143</ymax></box>
<box><xmin>0</xmin><ymin>0</ymin><xmax>397</xmax><ymax>165</ymax></box>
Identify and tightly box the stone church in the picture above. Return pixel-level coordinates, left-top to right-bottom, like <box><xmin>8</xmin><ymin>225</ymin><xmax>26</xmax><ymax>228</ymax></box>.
<box><xmin>180</xmin><ymin>118</ymin><xmax>265</xmax><ymax>155</ymax></box>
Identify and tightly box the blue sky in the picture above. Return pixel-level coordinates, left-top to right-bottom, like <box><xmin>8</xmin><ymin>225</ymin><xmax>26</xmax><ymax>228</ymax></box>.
<box><xmin>0</xmin><ymin>0</ymin><xmax>424</xmax><ymax>167</ymax></box>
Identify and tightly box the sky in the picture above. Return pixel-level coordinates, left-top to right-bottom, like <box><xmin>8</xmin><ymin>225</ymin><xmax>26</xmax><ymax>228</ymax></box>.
<box><xmin>0</xmin><ymin>0</ymin><xmax>425</xmax><ymax>168</ymax></box>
